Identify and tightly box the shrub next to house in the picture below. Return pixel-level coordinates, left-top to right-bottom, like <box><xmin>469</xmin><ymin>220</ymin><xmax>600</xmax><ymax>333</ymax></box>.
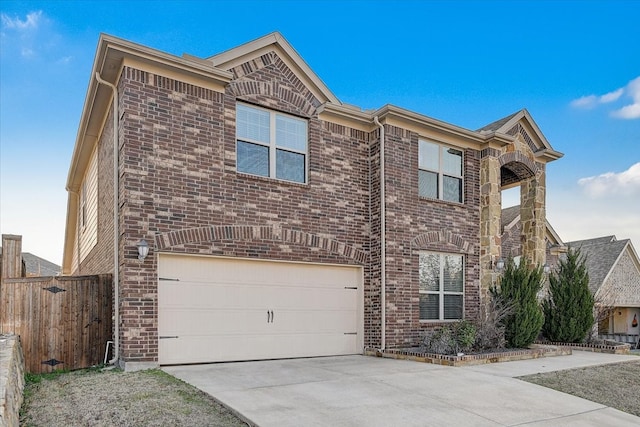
<box><xmin>492</xmin><ymin>258</ymin><xmax>545</xmax><ymax>348</ymax></box>
<box><xmin>542</xmin><ymin>248</ymin><xmax>594</xmax><ymax>343</ymax></box>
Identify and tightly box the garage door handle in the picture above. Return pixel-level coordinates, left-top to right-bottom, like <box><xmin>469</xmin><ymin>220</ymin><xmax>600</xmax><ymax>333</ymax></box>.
<box><xmin>267</xmin><ymin>310</ymin><xmax>274</xmax><ymax>323</ymax></box>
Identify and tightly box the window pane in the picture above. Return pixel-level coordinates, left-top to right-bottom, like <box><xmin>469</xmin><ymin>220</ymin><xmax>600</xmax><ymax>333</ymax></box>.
<box><xmin>443</xmin><ymin>255</ymin><xmax>464</xmax><ymax>292</ymax></box>
<box><xmin>419</xmin><ymin>253</ymin><xmax>440</xmax><ymax>292</ymax></box>
<box><xmin>443</xmin><ymin>176</ymin><xmax>462</xmax><ymax>202</ymax></box>
<box><xmin>276</xmin><ymin>115</ymin><xmax>307</xmax><ymax>152</ymax></box>
<box><xmin>237</xmin><ymin>141</ymin><xmax>269</xmax><ymax>177</ymax></box>
<box><xmin>420</xmin><ymin>294</ymin><xmax>439</xmax><ymax>320</ymax></box>
<box><xmin>237</xmin><ymin>104</ymin><xmax>270</xmax><ymax>143</ymax></box>
<box><xmin>444</xmin><ymin>295</ymin><xmax>463</xmax><ymax>320</ymax></box>
<box><xmin>443</xmin><ymin>148</ymin><xmax>462</xmax><ymax>176</ymax></box>
<box><xmin>276</xmin><ymin>149</ymin><xmax>305</xmax><ymax>183</ymax></box>
<box><xmin>419</xmin><ymin>170</ymin><xmax>438</xmax><ymax>198</ymax></box>
<box><xmin>419</xmin><ymin>140</ymin><xmax>439</xmax><ymax>170</ymax></box>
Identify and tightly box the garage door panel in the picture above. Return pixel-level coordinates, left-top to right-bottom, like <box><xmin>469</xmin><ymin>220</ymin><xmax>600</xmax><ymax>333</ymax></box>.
<box><xmin>160</xmin><ymin>333</ymin><xmax>359</xmax><ymax>365</ymax></box>
<box><xmin>161</xmin><ymin>283</ymin><xmax>355</xmax><ymax>311</ymax></box>
<box><xmin>159</xmin><ymin>280</ymin><xmax>281</xmax><ymax>307</ymax></box>
<box><xmin>159</xmin><ymin>309</ymin><xmax>272</xmax><ymax>336</ymax></box>
<box><xmin>271</xmin><ymin>287</ymin><xmax>357</xmax><ymax>310</ymax></box>
<box><xmin>159</xmin><ymin>309</ymin><xmax>356</xmax><ymax>338</ymax></box>
<box><xmin>158</xmin><ymin>255</ymin><xmax>362</xmax><ymax>365</ymax></box>
<box><xmin>269</xmin><ymin>310</ymin><xmax>358</xmax><ymax>333</ymax></box>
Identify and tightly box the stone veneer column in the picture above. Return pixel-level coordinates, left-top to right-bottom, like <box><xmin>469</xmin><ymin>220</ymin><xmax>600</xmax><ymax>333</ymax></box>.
<box><xmin>480</xmin><ymin>155</ymin><xmax>502</xmax><ymax>302</ymax></box>
<box><xmin>520</xmin><ymin>166</ymin><xmax>546</xmax><ymax>266</ymax></box>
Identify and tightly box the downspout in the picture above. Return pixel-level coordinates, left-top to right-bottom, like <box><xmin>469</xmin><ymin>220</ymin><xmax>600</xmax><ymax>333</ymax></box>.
<box><xmin>373</xmin><ymin>116</ymin><xmax>386</xmax><ymax>351</ymax></box>
<box><xmin>68</xmin><ymin>189</ymin><xmax>81</xmax><ymax>274</ymax></box>
<box><xmin>95</xmin><ymin>72</ymin><xmax>119</xmax><ymax>366</ymax></box>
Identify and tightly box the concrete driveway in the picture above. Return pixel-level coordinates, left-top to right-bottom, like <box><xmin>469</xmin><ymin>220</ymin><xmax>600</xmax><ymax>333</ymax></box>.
<box><xmin>164</xmin><ymin>352</ymin><xmax>640</xmax><ymax>426</ymax></box>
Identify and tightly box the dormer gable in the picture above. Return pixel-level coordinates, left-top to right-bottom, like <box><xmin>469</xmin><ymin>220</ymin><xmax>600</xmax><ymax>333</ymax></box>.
<box><xmin>208</xmin><ymin>32</ymin><xmax>340</xmax><ymax>106</ymax></box>
<box><xmin>478</xmin><ymin>109</ymin><xmax>563</xmax><ymax>163</ymax></box>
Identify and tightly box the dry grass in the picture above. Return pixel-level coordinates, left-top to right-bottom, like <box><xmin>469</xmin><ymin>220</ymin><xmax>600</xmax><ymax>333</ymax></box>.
<box><xmin>519</xmin><ymin>360</ymin><xmax>640</xmax><ymax>417</ymax></box>
<box><xmin>20</xmin><ymin>368</ymin><xmax>250</xmax><ymax>427</ymax></box>
<box><xmin>21</xmin><ymin>359</ymin><xmax>640</xmax><ymax>425</ymax></box>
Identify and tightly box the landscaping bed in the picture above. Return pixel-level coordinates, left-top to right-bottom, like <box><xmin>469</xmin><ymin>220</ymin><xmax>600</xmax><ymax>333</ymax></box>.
<box><xmin>365</xmin><ymin>344</ymin><xmax>571</xmax><ymax>366</ymax></box>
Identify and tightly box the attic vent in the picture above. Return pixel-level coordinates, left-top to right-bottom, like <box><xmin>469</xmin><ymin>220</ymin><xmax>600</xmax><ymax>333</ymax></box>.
<box><xmin>507</xmin><ymin>123</ymin><xmax>537</xmax><ymax>153</ymax></box>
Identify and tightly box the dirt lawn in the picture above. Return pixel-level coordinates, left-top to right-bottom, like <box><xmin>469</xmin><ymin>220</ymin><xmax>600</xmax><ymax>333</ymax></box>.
<box><xmin>20</xmin><ymin>368</ymin><xmax>250</xmax><ymax>427</ymax></box>
<box><xmin>519</xmin><ymin>359</ymin><xmax>640</xmax><ymax>417</ymax></box>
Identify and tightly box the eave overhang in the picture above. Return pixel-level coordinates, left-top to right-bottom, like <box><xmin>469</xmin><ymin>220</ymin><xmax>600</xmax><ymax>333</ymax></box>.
<box><xmin>62</xmin><ymin>34</ymin><xmax>234</xmax><ymax>273</ymax></box>
<box><xmin>66</xmin><ymin>33</ymin><xmax>233</xmax><ymax>193</ymax></box>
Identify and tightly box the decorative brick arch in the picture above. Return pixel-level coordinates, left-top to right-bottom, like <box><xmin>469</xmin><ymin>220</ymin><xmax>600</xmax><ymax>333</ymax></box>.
<box><xmin>154</xmin><ymin>225</ymin><xmax>367</xmax><ymax>264</ymax></box>
<box><xmin>228</xmin><ymin>81</ymin><xmax>317</xmax><ymax>117</ymax></box>
<box><xmin>410</xmin><ymin>230</ymin><xmax>473</xmax><ymax>254</ymax></box>
<box><xmin>498</xmin><ymin>151</ymin><xmax>539</xmax><ymax>187</ymax></box>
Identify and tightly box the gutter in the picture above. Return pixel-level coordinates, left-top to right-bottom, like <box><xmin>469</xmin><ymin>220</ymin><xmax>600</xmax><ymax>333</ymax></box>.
<box><xmin>373</xmin><ymin>116</ymin><xmax>386</xmax><ymax>351</ymax></box>
<box><xmin>94</xmin><ymin>72</ymin><xmax>120</xmax><ymax>366</ymax></box>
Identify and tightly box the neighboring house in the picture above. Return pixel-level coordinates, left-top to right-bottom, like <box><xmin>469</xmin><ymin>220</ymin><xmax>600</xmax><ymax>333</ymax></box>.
<box><xmin>61</xmin><ymin>32</ymin><xmax>562</xmax><ymax>370</ymax></box>
<box><xmin>0</xmin><ymin>234</ymin><xmax>61</xmax><ymax>278</ymax></box>
<box><xmin>567</xmin><ymin>236</ymin><xmax>640</xmax><ymax>338</ymax></box>
<box><xmin>501</xmin><ymin>207</ymin><xmax>640</xmax><ymax>342</ymax></box>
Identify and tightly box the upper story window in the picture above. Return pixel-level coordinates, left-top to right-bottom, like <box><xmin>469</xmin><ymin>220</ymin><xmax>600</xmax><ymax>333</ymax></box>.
<box><xmin>418</xmin><ymin>140</ymin><xmax>463</xmax><ymax>203</ymax></box>
<box><xmin>419</xmin><ymin>252</ymin><xmax>464</xmax><ymax>321</ymax></box>
<box><xmin>236</xmin><ymin>103</ymin><xmax>308</xmax><ymax>184</ymax></box>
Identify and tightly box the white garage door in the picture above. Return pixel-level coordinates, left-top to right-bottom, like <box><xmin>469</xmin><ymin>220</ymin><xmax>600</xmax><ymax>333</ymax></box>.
<box><xmin>158</xmin><ymin>254</ymin><xmax>363</xmax><ymax>365</ymax></box>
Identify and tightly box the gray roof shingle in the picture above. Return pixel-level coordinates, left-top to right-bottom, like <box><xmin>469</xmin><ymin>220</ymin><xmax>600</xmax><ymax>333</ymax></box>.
<box><xmin>0</xmin><ymin>247</ymin><xmax>61</xmax><ymax>276</ymax></box>
<box><xmin>501</xmin><ymin>205</ymin><xmax>521</xmax><ymax>232</ymax></box>
<box><xmin>477</xmin><ymin>111</ymin><xmax>521</xmax><ymax>133</ymax></box>
<box><xmin>566</xmin><ymin>236</ymin><xmax>627</xmax><ymax>294</ymax></box>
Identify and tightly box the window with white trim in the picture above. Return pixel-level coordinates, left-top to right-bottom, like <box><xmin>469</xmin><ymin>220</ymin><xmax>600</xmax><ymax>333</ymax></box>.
<box><xmin>418</xmin><ymin>140</ymin><xmax>463</xmax><ymax>202</ymax></box>
<box><xmin>419</xmin><ymin>252</ymin><xmax>464</xmax><ymax>320</ymax></box>
<box><xmin>236</xmin><ymin>103</ymin><xmax>308</xmax><ymax>184</ymax></box>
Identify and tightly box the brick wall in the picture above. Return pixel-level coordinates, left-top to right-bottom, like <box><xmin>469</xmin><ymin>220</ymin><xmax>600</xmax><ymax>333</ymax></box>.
<box><xmin>116</xmin><ymin>54</ymin><xmax>372</xmax><ymax>362</ymax></box>
<box><xmin>381</xmin><ymin>126</ymin><xmax>481</xmax><ymax>347</ymax></box>
<box><xmin>84</xmin><ymin>47</ymin><xmax>496</xmax><ymax>361</ymax></box>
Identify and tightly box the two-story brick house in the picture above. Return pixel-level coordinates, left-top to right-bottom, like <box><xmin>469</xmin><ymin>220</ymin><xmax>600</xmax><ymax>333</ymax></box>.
<box><xmin>62</xmin><ymin>32</ymin><xmax>562</xmax><ymax>370</ymax></box>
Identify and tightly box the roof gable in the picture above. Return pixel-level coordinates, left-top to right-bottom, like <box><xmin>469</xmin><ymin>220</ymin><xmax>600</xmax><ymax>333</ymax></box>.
<box><xmin>587</xmin><ymin>241</ymin><xmax>640</xmax><ymax>307</ymax></box>
<box><xmin>209</xmin><ymin>32</ymin><xmax>340</xmax><ymax>105</ymax></box>
<box><xmin>478</xmin><ymin>109</ymin><xmax>562</xmax><ymax>162</ymax></box>
<box><xmin>567</xmin><ymin>236</ymin><xmax>629</xmax><ymax>294</ymax></box>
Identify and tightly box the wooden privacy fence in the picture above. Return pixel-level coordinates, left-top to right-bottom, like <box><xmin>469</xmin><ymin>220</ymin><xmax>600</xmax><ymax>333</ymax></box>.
<box><xmin>0</xmin><ymin>274</ymin><xmax>112</xmax><ymax>373</ymax></box>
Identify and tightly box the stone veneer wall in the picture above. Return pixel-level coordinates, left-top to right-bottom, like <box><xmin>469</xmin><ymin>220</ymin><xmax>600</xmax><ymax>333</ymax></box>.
<box><xmin>0</xmin><ymin>334</ymin><xmax>24</xmax><ymax>427</ymax></box>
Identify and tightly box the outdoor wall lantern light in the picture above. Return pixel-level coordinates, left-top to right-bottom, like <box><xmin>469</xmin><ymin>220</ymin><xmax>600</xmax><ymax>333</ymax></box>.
<box><xmin>136</xmin><ymin>239</ymin><xmax>149</xmax><ymax>260</ymax></box>
<box><xmin>495</xmin><ymin>257</ymin><xmax>505</xmax><ymax>272</ymax></box>
<box><xmin>543</xmin><ymin>263</ymin><xmax>551</xmax><ymax>275</ymax></box>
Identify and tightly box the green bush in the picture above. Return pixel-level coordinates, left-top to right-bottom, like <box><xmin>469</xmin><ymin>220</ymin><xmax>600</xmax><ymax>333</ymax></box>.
<box><xmin>542</xmin><ymin>248</ymin><xmax>594</xmax><ymax>343</ymax></box>
<box><xmin>492</xmin><ymin>257</ymin><xmax>544</xmax><ymax>348</ymax></box>
<box><xmin>422</xmin><ymin>320</ymin><xmax>477</xmax><ymax>355</ymax></box>
<box><xmin>453</xmin><ymin>320</ymin><xmax>477</xmax><ymax>352</ymax></box>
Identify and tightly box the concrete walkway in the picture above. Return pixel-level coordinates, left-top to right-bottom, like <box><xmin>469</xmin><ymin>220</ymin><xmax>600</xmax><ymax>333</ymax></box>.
<box><xmin>164</xmin><ymin>352</ymin><xmax>640</xmax><ymax>426</ymax></box>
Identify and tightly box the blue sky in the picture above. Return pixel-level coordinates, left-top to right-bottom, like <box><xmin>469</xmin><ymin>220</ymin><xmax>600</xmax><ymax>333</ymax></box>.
<box><xmin>1</xmin><ymin>0</ymin><xmax>639</xmax><ymax>265</ymax></box>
